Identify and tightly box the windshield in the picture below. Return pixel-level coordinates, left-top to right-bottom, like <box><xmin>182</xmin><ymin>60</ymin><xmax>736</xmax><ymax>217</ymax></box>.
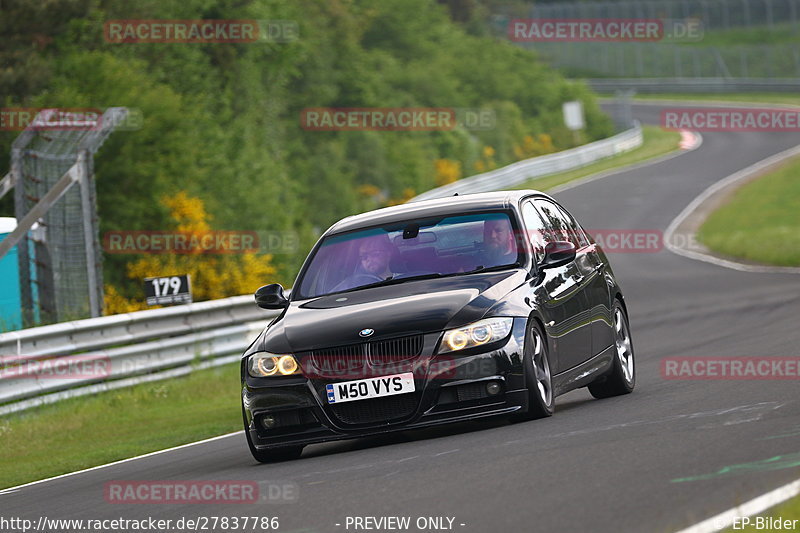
<box><xmin>296</xmin><ymin>212</ymin><xmax>522</xmax><ymax>299</ymax></box>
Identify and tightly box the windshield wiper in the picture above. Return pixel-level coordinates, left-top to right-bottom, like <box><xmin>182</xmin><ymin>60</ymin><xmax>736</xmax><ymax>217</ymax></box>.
<box><xmin>458</xmin><ymin>263</ymin><xmax>520</xmax><ymax>275</ymax></box>
<box><xmin>335</xmin><ymin>272</ymin><xmax>445</xmax><ymax>294</ymax></box>
<box><xmin>327</xmin><ymin>265</ymin><xmax>518</xmax><ymax>297</ymax></box>
<box><xmin>365</xmin><ymin>272</ymin><xmax>445</xmax><ymax>288</ymax></box>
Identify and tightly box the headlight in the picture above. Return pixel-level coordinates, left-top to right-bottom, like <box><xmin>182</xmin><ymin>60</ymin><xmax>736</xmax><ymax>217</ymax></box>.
<box><xmin>438</xmin><ymin>317</ymin><xmax>513</xmax><ymax>354</ymax></box>
<box><xmin>248</xmin><ymin>353</ymin><xmax>302</xmax><ymax>377</ymax></box>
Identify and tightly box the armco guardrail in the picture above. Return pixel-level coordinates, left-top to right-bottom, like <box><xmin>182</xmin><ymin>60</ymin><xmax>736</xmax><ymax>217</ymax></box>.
<box><xmin>587</xmin><ymin>78</ymin><xmax>800</xmax><ymax>94</ymax></box>
<box><xmin>411</xmin><ymin>123</ymin><xmax>642</xmax><ymax>202</ymax></box>
<box><xmin>0</xmin><ymin>123</ymin><xmax>642</xmax><ymax>415</ymax></box>
<box><xmin>0</xmin><ymin>295</ymin><xmax>280</xmax><ymax>415</ymax></box>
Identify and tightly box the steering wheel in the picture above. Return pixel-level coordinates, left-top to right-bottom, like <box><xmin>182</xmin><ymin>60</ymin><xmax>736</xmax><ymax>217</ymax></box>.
<box><xmin>349</xmin><ymin>273</ymin><xmax>386</xmax><ymax>285</ymax></box>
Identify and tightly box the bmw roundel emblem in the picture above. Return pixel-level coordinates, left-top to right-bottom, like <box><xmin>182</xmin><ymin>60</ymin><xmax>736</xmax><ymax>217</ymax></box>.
<box><xmin>359</xmin><ymin>328</ymin><xmax>375</xmax><ymax>338</ymax></box>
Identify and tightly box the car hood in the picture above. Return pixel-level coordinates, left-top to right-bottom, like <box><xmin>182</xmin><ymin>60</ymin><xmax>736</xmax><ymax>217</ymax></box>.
<box><xmin>257</xmin><ymin>270</ymin><xmax>527</xmax><ymax>353</ymax></box>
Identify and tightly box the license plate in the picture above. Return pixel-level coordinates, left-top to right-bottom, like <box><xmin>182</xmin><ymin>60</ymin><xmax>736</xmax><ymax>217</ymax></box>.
<box><xmin>326</xmin><ymin>373</ymin><xmax>415</xmax><ymax>404</ymax></box>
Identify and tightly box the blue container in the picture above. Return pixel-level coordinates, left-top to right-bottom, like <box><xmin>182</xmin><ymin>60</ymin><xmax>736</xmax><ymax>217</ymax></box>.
<box><xmin>0</xmin><ymin>217</ymin><xmax>22</xmax><ymax>331</ymax></box>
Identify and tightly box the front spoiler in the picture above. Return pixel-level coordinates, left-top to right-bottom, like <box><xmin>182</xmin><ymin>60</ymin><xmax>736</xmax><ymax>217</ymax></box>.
<box><xmin>247</xmin><ymin>389</ymin><xmax>527</xmax><ymax>450</ymax></box>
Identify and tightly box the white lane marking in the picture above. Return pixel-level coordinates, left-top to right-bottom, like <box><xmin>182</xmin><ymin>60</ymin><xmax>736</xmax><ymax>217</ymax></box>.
<box><xmin>618</xmin><ymin>98</ymin><xmax>800</xmax><ymax>110</ymax></box>
<box><xmin>664</xmin><ymin>142</ymin><xmax>800</xmax><ymax>274</ymax></box>
<box><xmin>0</xmin><ymin>431</ymin><xmax>242</xmax><ymax>495</ymax></box>
<box><xmin>434</xmin><ymin>449</ymin><xmax>459</xmax><ymax>457</ymax></box>
<box><xmin>396</xmin><ymin>455</ymin><xmax>419</xmax><ymax>463</ymax></box>
<box><xmin>321</xmin><ymin>463</ymin><xmax>375</xmax><ymax>475</ymax></box>
<box><xmin>673</xmin><ymin>478</ymin><xmax>800</xmax><ymax>533</ymax></box>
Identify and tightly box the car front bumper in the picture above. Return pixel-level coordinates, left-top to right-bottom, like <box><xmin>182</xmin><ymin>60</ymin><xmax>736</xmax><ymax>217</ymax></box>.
<box><xmin>241</xmin><ymin>318</ymin><xmax>528</xmax><ymax>450</ymax></box>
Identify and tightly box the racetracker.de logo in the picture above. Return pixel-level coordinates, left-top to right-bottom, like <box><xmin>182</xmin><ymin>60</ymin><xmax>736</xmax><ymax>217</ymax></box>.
<box><xmin>104</xmin><ymin>480</ymin><xmax>298</xmax><ymax>504</ymax></box>
<box><xmin>104</xmin><ymin>20</ymin><xmax>298</xmax><ymax>43</ymax></box>
<box><xmin>301</xmin><ymin>108</ymin><xmax>458</xmax><ymax>131</ymax></box>
<box><xmin>661</xmin><ymin>357</ymin><xmax>800</xmax><ymax>380</ymax></box>
<box><xmin>518</xmin><ymin>229</ymin><xmax>664</xmax><ymax>253</ymax></box>
<box><xmin>103</xmin><ymin>230</ymin><xmax>298</xmax><ymax>255</ymax></box>
<box><xmin>103</xmin><ymin>231</ymin><xmax>258</xmax><ymax>255</ymax></box>
<box><xmin>0</xmin><ymin>355</ymin><xmax>111</xmax><ymax>379</ymax></box>
<box><xmin>584</xmin><ymin>230</ymin><xmax>662</xmax><ymax>253</ymax></box>
<box><xmin>302</xmin><ymin>355</ymin><xmax>473</xmax><ymax>380</ymax></box>
<box><xmin>508</xmin><ymin>18</ymin><xmax>702</xmax><ymax>42</ymax></box>
<box><xmin>509</xmin><ymin>18</ymin><xmax>661</xmax><ymax>42</ymax></box>
<box><xmin>661</xmin><ymin>108</ymin><xmax>800</xmax><ymax>132</ymax></box>
<box><xmin>0</xmin><ymin>108</ymin><xmax>143</xmax><ymax>132</ymax></box>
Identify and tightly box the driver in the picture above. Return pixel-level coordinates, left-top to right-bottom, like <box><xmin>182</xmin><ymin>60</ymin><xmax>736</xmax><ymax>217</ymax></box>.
<box><xmin>357</xmin><ymin>235</ymin><xmax>395</xmax><ymax>280</ymax></box>
<box><xmin>482</xmin><ymin>218</ymin><xmax>518</xmax><ymax>266</ymax></box>
<box><xmin>333</xmin><ymin>234</ymin><xmax>398</xmax><ymax>292</ymax></box>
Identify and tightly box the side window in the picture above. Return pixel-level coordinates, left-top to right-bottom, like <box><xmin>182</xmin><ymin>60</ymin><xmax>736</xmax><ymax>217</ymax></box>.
<box><xmin>554</xmin><ymin>204</ymin><xmax>590</xmax><ymax>248</ymax></box>
<box><xmin>521</xmin><ymin>201</ymin><xmax>551</xmax><ymax>263</ymax></box>
<box><xmin>533</xmin><ymin>199</ymin><xmax>570</xmax><ymax>244</ymax></box>
<box><xmin>533</xmin><ymin>199</ymin><xmax>587</xmax><ymax>249</ymax></box>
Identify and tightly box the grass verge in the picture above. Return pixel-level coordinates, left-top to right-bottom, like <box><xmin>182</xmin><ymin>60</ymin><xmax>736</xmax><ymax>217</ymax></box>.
<box><xmin>685</xmin><ymin>23</ymin><xmax>800</xmax><ymax>48</ymax></box>
<box><xmin>514</xmin><ymin>125</ymin><xmax>681</xmax><ymax>191</ymax></box>
<box><xmin>0</xmin><ymin>362</ymin><xmax>242</xmax><ymax>490</ymax></box>
<box><xmin>697</xmin><ymin>155</ymin><xmax>800</xmax><ymax>267</ymax></box>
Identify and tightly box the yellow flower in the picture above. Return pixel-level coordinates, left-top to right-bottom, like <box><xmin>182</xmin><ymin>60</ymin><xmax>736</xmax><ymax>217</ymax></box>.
<box><xmin>162</xmin><ymin>191</ymin><xmax>211</xmax><ymax>233</ymax></box>
<box><xmin>104</xmin><ymin>191</ymin><xmax>279</xmax><ymax>315</ymax></box>
<box><xmin>434</xmin><ymin>158</ymin><xmax>462</xmax><ymax>186</ymax></box>
<box><xmin>357</xmin><ymin>184</ymin><xmax>382</xmax><ymax>198</ymax></box>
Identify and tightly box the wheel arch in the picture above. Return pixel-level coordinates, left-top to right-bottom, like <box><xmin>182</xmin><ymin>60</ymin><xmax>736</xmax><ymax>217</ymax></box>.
<box><xmin>614</xmin><ymin>291</ymin><xmax>627</xmax><ymax>314</ymax></box>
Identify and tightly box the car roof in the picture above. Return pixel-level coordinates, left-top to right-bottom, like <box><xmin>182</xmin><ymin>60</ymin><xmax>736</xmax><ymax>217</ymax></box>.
<box><xmin>326</xmin><ymin>190</ymin><xmax>549</xmax><ymax>235</ymax></box>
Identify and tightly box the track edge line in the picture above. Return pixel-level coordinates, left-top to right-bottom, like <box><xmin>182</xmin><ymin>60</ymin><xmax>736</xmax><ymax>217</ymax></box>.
<box><xmin>664</xmin><ymin>142</ymin><xmax>800</xmax><ymax>274</ymax></box>
<box><xmin>0</xmin><ymin>430</ymin><xmax>243</xmax><ymax>495</ymax></box>
<box><xmin>673</xmin><ymin>477</ymin><xmax>800</xmax><ymax>533</ymax></box>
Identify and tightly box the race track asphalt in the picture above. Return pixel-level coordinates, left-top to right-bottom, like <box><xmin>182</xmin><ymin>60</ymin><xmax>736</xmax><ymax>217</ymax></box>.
<box><xmin>3</xmin><ymin>102</ymin><xmax>800</xmax><ymax>533</ymax></box>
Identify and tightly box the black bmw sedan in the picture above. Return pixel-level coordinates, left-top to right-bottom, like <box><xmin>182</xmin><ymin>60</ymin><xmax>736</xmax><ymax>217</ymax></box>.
<box><xmin>241</xmin><ymin>190</ymin><xmax>635</xmax><ymax>462</ymax></box>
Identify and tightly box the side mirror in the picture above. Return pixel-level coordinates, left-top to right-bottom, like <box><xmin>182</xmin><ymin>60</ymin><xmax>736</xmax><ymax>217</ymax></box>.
<box><xmin>255</xmin><ymin>283</ymin><xmax>289</xmax><ymax>309</ymax></box>
<box><xmin>539</xmin><ymin>241</ymin><xmax>576</xmax><ymax>270</ymax></box>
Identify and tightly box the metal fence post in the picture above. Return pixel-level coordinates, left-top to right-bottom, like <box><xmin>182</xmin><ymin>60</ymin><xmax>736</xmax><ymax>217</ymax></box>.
<box><xmin>11</xmin><ymin>147</ymin><xmax>34</xmax><ymax>327</ymax></box>
<box><xmin>77</xmin><ymin>151</ymin><xmax>102</xmax><ymax>318</ymax></box>
<box><xmin>764</xmin><ymin>0</ymin><xmax>774</xmax><ymax>28</ymax></box>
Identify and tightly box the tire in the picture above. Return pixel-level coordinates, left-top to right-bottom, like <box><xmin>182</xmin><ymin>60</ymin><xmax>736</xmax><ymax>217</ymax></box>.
<box><xmin>588</xmin><ymin>301</ymin><xmax>635</xmax><ymax>399</ymax></box>
<box><xmin>242</xmin><ymin>407</ymin><xmax>304</xmax><ymax>463</ymax></box>
<box><xmin>514</xmin><ymin>321</ymin><xmax>554</xmax><ymax>421</ymax></box>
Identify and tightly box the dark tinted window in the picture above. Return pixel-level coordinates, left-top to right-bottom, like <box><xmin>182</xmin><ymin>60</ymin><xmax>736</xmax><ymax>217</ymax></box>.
<box><xmin>533</xmin><ymin>199</ymin><xmax>587</xmax><ymax>248</ymax></box>
<box><xmin>296</xmin><ymin>212</ymin><xmax>521</xmax><ymax>298</ymax></box>
<box><xmin>555</xmin><ymin>204</ymin><xmax>589</xmax><ymax>247</ymax></box>
<box><xmin>521</xmin><ymin>201</ymin><xmax>550</xmax><ymax>263</ymax></box>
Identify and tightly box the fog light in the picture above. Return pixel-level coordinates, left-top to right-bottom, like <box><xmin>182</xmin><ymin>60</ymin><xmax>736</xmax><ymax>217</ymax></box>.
<box><xmin>486</xmin><ymin>382</ymin><xmax>501</xmax><ymax>396</ymax></box>
<box><xmin>261</xmin><ymin>415</ymin><xmax>277</xmax><ymax>429</ymax></box>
